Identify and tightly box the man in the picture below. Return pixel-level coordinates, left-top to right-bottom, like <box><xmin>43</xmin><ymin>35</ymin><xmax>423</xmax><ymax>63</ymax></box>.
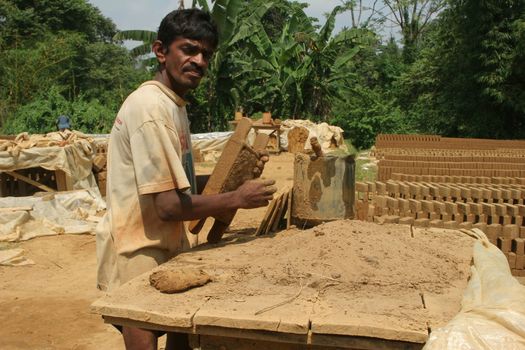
<box><xmin>96</xmin><ymin>9</ymin><xmax>276</xmax><ymax>350</ymax></box>
<box><xmin>56</xmin><ymin>115</ymin><xmax>72</xmax><ymax>132</ymax></box>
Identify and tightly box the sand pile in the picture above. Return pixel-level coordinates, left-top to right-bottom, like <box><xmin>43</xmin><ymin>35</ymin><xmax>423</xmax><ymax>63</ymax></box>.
<box><xmin>153</xmin><ymin>219</ymin><xmax>475</xmax><ymax>338</ymax></box>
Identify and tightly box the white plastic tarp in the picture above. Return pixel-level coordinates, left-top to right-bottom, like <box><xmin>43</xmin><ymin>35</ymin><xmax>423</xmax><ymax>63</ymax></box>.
<box><xmin>0</xmin><ymin>189</ymin><xmax>105</xmax><ymax>242</ymax></box>
<box><xmin>424</xmin><ymin>228</ymin><xmax>525</xmax><ymax>349</ymax></box>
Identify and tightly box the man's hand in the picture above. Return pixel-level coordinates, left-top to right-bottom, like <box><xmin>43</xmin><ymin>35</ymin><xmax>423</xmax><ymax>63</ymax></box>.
<box><xmin>253</xmin><ymin>150</ymin><xmax>270</xmax><ymax>177</ymax></box>
<box><xmin>234</xmin><ymin>179</ymin><xmax>277</xmax><ymax>209</ymax></box>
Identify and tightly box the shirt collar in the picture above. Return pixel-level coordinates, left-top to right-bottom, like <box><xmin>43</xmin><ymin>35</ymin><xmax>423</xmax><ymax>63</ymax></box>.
<box><xmin>140</xmin><ymin>80</ymin><xmax>188</xmax><ymax>107</ymax></box>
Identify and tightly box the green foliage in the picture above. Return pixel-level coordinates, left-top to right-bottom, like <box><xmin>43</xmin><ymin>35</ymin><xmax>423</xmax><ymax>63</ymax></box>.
<box><xmin>2</xmin><ymin>87</ymin><xmax>116</xmax><ymax>134</ymax></box>
<box><xmin>0</xmin><ymin>0</ymin><xmax>149</xmax><ymax>133</ymax></box>
<box><xmin>399</xmin><ymin>0</ymin><xmax>525</xmax><ymax>139</ymax></box>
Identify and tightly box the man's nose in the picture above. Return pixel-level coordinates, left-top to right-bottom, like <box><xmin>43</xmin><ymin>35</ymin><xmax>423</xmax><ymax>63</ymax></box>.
<box><xmin>191</xmin><ymin>53</ymin><xmax>208</xmax><ymax>68</ymax></box>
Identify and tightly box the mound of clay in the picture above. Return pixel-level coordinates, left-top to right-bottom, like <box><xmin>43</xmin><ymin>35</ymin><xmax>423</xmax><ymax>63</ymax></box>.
<box><xmin>149</xmin><ymin>268</ymin><xmax>211</xmax><ymax>294</ymax></box>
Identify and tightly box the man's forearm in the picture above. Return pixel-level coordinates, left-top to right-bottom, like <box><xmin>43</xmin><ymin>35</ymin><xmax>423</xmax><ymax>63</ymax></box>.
<box><xmin>154</xmin><ymin>190</ymin><xmax>238</xmax><ymax>221</ymax></box>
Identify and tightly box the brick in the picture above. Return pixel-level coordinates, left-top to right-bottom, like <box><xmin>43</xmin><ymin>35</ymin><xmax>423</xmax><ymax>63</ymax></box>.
<box><xmin>471</xmin><ymin>188</ymin><xmax>483</xmax><ymax>200</ymax></box>
<box><xmin>494</xmin><ymin>204</ymin><xmax>507</xmax><ymax>216</ymax></box>
<box><xmin>512</xmin><ymin>238</ymin><xmax>525</xmax><ymax>255</ymax></box>
<box><xmin>516</xmin><ymin>255</ymin><xmax>525</xmax><ymax>269</ymax></box>
<box><xmin>507</xmin><ymin>252</ymin><xmax>517</xmax><ymax>269</ymax></box>
<box><xmin>469</xmin><ymin>202</ymin><xmax>483</xmax><ymax>215</ymax></box>
<box><xmin>460</xmin><ymin>187</ymin><xmax>471</xmax><ymax>199</ymax></box>
<box><xmin>409</xmin><ymin>199</ymin><xmax>422</xmax><ymax>212</ymax></box>
<box><xmin>416</xmin><ymin>211</ymin><xmax>428</xmax><ymax>219</ymax></box>
<box><xmin>520</xmin><ymin>226</ymin><xmax>525</xmax><ymax>238</ymax></box>
<box><xmin>429</xmin><ymin>219</ymin><xmax>444</xmax><ymax>228</ymax></box>
<box><xmin>443</xmin><ymin>221</ymin><xmax>458</xmax><ymax>230</ymax></box>
<box><xmin>365</xmin><ymin>181</ymin><xmax>376</xmax><ymax>192</ymax></box>
<box><xmin>356</xmin><ymin>182</ymin><xmax>368</xmax><ymax>192</ymax></box>
<box><xmin>441</xmin><ymin>213</ymin><xmax>453</xmax><ymax>221</ymax></box>
<box><xmin>457</xmin><ymin>202</ymin><xmax>470</xmax><ymax>215</ymax></box>
<box><xmin>482</xmin><ymin>203</ymin><xmax>496</xmax><ymax>216</ymax></box>
<box><xmin>503</xmin><ymin>225</ymin><xmax>519</xmax><ymax>239</ymax></box>
<box><xmin>445</xmin><ymin>202</ymin><xmax>458</xmax><ymax>215</ymax></box>
<box><xmin>387</xmin><ymin>197</ymin><xmax>399</xmax><ymax>210</ymax></box>
<box><xmin>429</xmin><ymin>212</ymin><xmax>441</xmax><ymax>220</ymax></box>
<box><xmin>438</xmin><ymin>185</ymin><xmax>450</xmax><ymax>198</ymax></box>
<box><xmin>373</xmin><ymin>195</ymin><xmax>387</xmax><ymax>207</ymax></box>
<box><xmin>458</xmin><ymin>222</ymin><xmax>473</xmax><ymax>230</ymax></box>
<box><xmin>408</xmin><ymin>183</ymin><xmax>421</xmax><ymax>197</ymax></box>
<box><xmin>375</xmin><ymin>181</ymin><xmax>387</xmax><ymax>194</ymax></box>
<box><xmin>473</xmin><ymin>222</ymin><xmax>487</xmax><ymax>233</ymax></box>
<box><xmin>398</xmin><ymin>198</ymin><xmax>410</xmax><ymax>213</ymax></box>
<box><xmin>398</xmin><ymin>183</ymin><xmax>410</xmax><ymax>197</ymax></box>
<box><xmin>384</xmin><ymin>215</ymin><xmax>400</xmax><ymax>224</ymax></box>
<box><xmin>502</xmin><ymin>215</ymin><xmax>512</xmax><ymax>226</ymax></box>
<box><xmin>432</xmin><ymin>201</ymin><xmax>446</xmax><ymax>214</ymax></box>
<box><xmin>498</xmin><ymin>237</ymin><xmax>512</xmax><ymax>253</ymax></box>
<box><xmin>399</xmin><ymin>217</ymin><xmax>414</xmax><ymax>225</ymax></box>
<box><xmin>516</xmin><ymin>205</ymin><xmax>525</xmax><ymax>217</ymax></box>
<box><xmin>386</xmin><ymin>182</ymin><xmax>399</xmax><ymax>196</ymax></box>
<box><xmin>414</xmin><ymin>218</ymin><xmax>430</xmax><ymax>227</ymax></box>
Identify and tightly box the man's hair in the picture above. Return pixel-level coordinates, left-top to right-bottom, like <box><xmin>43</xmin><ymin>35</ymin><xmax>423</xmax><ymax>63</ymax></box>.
<box><xmin>157</xmin><ymin>9</ymin><xmax>219</xmax><ymax>51</ymax></box>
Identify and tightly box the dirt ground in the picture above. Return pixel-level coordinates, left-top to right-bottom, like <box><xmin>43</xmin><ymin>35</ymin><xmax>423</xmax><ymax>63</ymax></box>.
<box><xmin>0</xmin><ymin>152</ymin><xmax>295</xmax><ymax>350</ymax></box>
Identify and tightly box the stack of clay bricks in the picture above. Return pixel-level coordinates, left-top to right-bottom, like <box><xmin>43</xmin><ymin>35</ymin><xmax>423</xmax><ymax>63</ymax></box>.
<box><xmin>373</xmin><ymin>134</ymin><xmax>525</xmax><ymax>181</ymax></box>
<box><xmin>355</xmin><ymin>179</ymin><xmax>525</xmax><ymax>276</ymax></box>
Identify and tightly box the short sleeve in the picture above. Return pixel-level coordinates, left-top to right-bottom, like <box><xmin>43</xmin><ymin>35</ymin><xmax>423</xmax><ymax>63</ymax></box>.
<box><xmin>130</xmin><ymin>120</ymin><xmax>191</xmax><ymax>195</ymax></box>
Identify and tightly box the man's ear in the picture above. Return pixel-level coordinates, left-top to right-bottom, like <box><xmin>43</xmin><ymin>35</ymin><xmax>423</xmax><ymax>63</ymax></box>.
<box><xmin>152</xmin><ymin>40</ymin><xmax>166</xmax><ymax>64</ymax></box>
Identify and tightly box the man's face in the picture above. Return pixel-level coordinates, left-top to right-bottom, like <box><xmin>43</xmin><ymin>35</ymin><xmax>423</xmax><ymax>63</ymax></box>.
<box><xmin>159</xmin><ymin>37</ymin><xmax>214</xmax><ymax>95</ymax></box>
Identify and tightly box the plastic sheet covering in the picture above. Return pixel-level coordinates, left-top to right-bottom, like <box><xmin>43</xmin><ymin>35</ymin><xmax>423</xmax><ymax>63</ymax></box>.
<box><xmin>280</xmin><ymin>119</ymin><xmax>347</xmax><ymax>152</ymax></box>
<box><xmin>191</xmin><ymin>132</ymin><xmax>233</xmax><ymax>162</ymax></box>
<box><xmin>0</xmin><ymin>248</ymin><xmax>34</xmax><ymax>266</ymax></box>
<box><xmin>424</xmin><ymin>228</ymin><xmax>525</xmax><ymax>350</ymax></box>
<box><xmin>0</xmin><ymin>189</ymin><xmax>105</xmax><ymax>242</ymax></box>
<box><xmin>0</xmin><ymin>131</ymin><xmax>99</xmax><ymax>192</ymax></box>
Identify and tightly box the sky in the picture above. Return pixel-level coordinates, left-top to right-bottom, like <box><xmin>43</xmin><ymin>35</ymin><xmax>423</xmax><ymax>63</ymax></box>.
<box><xmin>87</xmin><ymin>0</ymin><xmax>394</xmax><ymax>37</ymax></box>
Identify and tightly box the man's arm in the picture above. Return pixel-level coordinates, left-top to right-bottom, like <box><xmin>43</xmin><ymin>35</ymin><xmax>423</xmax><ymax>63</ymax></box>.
<box><xmin>153</xmin><ymin>179</ymin><xmax>276</xmax><ymax>221</ymax></box>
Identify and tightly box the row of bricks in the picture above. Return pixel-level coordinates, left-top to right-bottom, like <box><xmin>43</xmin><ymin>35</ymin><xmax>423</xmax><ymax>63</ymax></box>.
<box><xmin>356</xmin><ymin>181</ymin><xmax>525</xmax><ymax>202</ymax></box>
<box><xmin>372</xmin><ymin>196</ymin><xmax>525</xmax><ymax>216</ymax></box>
<box><xmin>373</xmin><ymin>148</ymin><xmax>525</xmax><ymax>156</ymax></box>
<box><xmin>370</xmin><ymin>215</ymin><xmax>525</xmax><ymax>241</ymax></box>
<box><xmin>390</xmin><ymin>174</ymin><xmax>525</xmax><ymax>185</ymax></box>
<box><xmin>382</xmin><ymin>155</ymin><xmax>525</xmax><ymax>163</ymax></box>
<box><xmin>378</xmin><ymin>167</ymin><xmax>525</xmax><ymax>180</ymax></box>
<box><xmin>379</xmin><ymin>160</ymin><xmax>525</xmax><ymax>170</ymax></box>
<box><xmin>374</xmin><ymin>134</ymin><xmax>525</xmax><ymax>148</ymax></box>
<box><xmin>374</xmin><ymin>144</ymin><xmax>525</xmax><ymax>151</ymax></box>
<box><xmin>370</xmin><ymin>205</ymin><xmax>523</xmax><ymax>227</ymax></box>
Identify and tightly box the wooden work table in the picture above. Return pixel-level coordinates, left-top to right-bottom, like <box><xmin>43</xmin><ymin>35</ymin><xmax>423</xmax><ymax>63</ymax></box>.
<box><xmin>92</xmin><ymin>223</ymin><xmax>473</xmax><ymax>350</ymax></box>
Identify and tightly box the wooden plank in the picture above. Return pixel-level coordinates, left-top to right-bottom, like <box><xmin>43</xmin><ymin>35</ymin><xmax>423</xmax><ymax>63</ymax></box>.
<box><xmin>188</xmin><ymin>118</ymin><xmax>253</xmax><ymax>235</ymax></box>
<box><xmin>90</xmin><ymin>268</ymin><xmax>211</xmax><ymax>329</ymax></box>
<box><xmin>193</xmin><ymin>293</ymin><xmax>313</xmax><ymax>335</ymax></box>
<box><xmin>255</xmin><ymin>196</ymin><xmax>278</xmax><ymax>236</ymax></box>
<box><xmin>310</xmin><ymin>291</ymin><xmax>429</xmax><ymax>344</ymax></box>
<box><xmin>0</xmin><ymin>206</ymin><xmax>33</xmax><ymax>212</ymax></box>
<box><xmin>286</xmin><ymin>188</ymin><xmax>293</xmax><ymax>229</ymax></box>
<box><xmin>266</xmin><ymin>192</ymin><xmax>285</xmax><ymax>234</ymax></box>
<box><xmin>272</xmin><ymin>190</ymin><xmax>289</xmax><ymax>232</ymax></box>
<box><xmin>4</xmin><ymin>170</ymin><xmax>55</xmax><ymax>193</ymax></box>
<box><xmin>55</xmin><ymin>169</ymin><xmax>73</xmax><ymax>191</ymax></box>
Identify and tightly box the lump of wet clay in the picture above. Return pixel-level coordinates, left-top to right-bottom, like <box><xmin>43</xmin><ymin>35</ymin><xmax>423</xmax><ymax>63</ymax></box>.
<box><xmin>149</xmin><ymin>268</ymin><xmax>211</xmax><ymax>294</ymax></box>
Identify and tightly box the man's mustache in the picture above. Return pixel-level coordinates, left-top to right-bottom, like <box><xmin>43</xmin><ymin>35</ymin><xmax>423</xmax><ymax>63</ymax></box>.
<box><xmin>183</xmin><ymin>64</ymin><xmax>204</xmax><ymax>76</ymax></box>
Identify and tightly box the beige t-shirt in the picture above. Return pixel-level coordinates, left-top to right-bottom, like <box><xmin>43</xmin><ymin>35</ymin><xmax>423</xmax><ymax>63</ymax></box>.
<box><xmin>103</xmin><ymin>80</ymin><xmax>193</xmax><ymax>255</ymax></box>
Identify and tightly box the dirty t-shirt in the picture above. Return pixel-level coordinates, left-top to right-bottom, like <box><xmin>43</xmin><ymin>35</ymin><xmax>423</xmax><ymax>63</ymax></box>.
<box><xmin>102</xmin><ymin>80</ymin><xmax>195</xmax><ymax>255</ymax></box>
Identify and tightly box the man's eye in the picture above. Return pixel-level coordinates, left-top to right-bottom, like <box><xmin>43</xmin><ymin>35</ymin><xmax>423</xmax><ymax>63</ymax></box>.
<box><xmin>182</xmin><ymin>46</ymin><xmax>199</xmax><ymax>55</ymax></box>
